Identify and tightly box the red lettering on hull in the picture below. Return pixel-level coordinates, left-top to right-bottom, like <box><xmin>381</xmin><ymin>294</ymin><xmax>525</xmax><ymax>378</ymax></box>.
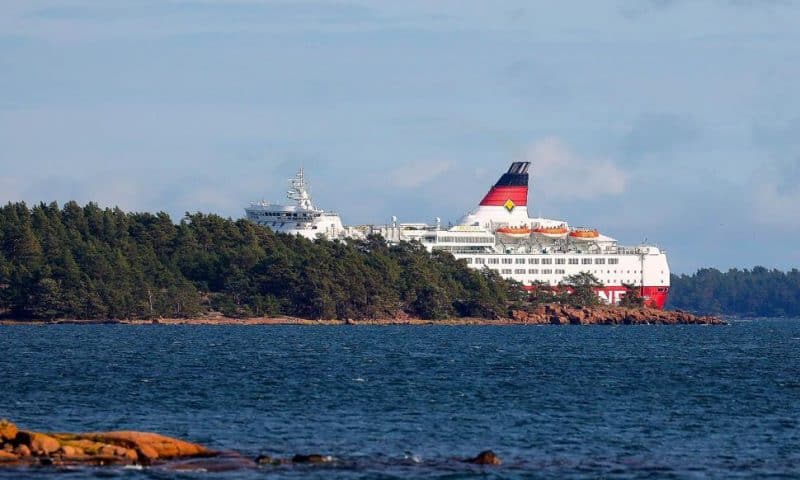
<box><xmin>521</xmin><ymin>285</ymin><xmax>670</xmax><ymax>310</ymax></box>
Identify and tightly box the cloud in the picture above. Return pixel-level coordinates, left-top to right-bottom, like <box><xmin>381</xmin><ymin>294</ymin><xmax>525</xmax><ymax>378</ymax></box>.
<box><xmin>618</xmin><ymin>0</ymin><xmax>678</xmax><ymax>20</ymax></box>
<box><xmin>0</xmin><ymin>171</ymin><xmax>266</xmax><ymax>221</ymax></box>
<box><xmin>748</xmin><ymin>118</ymin><xmax>800</xmax><ymax>227</ymax></box>
<box><xmin>389</xmin><ymin>160</ymin><xmax>455</xmax><ymax>189</ymax></box>
<box><xmin>753</xmin><ymin>117</ymin><xmax>800</xmax><ymax>149</ymax></box>
<box><xmin>620</xmin><ymin>0</ymin><xmax>792</xmax><ymax>18</ymax></box>
<box><xmin>502</xmin><ymin>59</ymin><xmax>569</xmax><ymax>105</ymax></box>
<box><xmin>518</xmin><ymin>137</ymin><xmax>628</xmax><ymax>200</ymax></box>
<box><xmin>751</xmin><ymin>182</ymin><xmax>800</xmax><ymax>229</ymax></box>
<box><xmin>621</xmin><ymin>113</ymin><xmax>700</xmax><ymax>163</ymax></box>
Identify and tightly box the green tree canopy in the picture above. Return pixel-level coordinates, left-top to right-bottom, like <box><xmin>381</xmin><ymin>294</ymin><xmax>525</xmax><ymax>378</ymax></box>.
<box><xmin>0</xmin><ymin>202</ymin><xmax>519</xmax><ymax>321</ymax></box>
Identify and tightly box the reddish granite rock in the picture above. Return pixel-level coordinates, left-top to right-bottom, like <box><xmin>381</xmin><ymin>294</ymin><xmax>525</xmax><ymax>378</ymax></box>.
<box><xmin>0</xmin><ymin>422</ymin><xmax>213</xmax><ymax>468</ymax></box>
<box><xmin>57</xmin><ymin>445</ymin><xmax>85</xmax><ymax>458</ymax></box>
<box><xmin>84</xmin><ymin>431</ymin><xmax>211</xmax><ymax>460</ymax></box>
<box><xmin>13</xmin><ymin>445</ymin><xmax>31</xmax><ymax>457</ymax></box>
<box><xmin>0</xmin><ymin>451</ymin><xmax>18</xmax><ymax>463</ymax></box>
<box><xmin>16</xmin><ymin>431</ymin><xmax>61</xmax><ymax>456</ymax></box>
<box><xmin>510</xmin><ymin>304</ymin><xmax>724</xmax><ymax>325</ymax></box>
<box><xmin>0</xmin><ymin>420</ymin><xmax>17</xmax><ymax>443</ymax></box>
<box><xmin>292</xmin><ymin>454</ymin><xmax>334</xmax><ymax>463</ymax></box>
<box><xmin>465</xmin><ymin>450</ymin><xmax>502</xmax><ymax>465</ymax></box>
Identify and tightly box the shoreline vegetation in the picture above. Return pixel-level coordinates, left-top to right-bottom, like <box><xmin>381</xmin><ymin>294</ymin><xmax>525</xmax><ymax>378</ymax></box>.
<box><xmin>670</xmin><ymin>267</ymin><xmax>800</xmax><ymax>317</ymax></box>
<box><xmin>0</xmin><ymin>201</ymin><xmax>724</xmax><ymax>325</ymax></box>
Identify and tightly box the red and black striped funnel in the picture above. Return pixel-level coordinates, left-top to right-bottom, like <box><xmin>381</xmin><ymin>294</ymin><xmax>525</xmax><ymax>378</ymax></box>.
<box><xmin>479</xmin><ymin>162</ymin><xmax>530</xmax><ymax>207</ymax></box>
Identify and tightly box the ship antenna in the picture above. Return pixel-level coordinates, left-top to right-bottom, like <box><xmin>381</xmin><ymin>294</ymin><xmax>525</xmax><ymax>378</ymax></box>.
<box><xmin>287</xmin><ymin>167</ymin><xmax>314</xmax><ymax>210</ymax></box>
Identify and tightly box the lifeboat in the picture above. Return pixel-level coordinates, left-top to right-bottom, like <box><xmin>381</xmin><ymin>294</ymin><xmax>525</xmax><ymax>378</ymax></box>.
<box><xmin>495</xmin><ymin>226</ymin><xmax>532</xmax><ymax>239</ymax></box>
<box><xmin>531</xmin><ymin>225</ymin><xmax>569</xmax><ymax>240</ymax></box>
<box><xmin>569</xmin><ymin>228</ymin><xmax>600</xmax><ymax>241</ymax></box>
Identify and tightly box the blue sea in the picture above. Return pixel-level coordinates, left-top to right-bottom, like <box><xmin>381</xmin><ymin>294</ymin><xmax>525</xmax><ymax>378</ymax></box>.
<box><xmin>1</xmin><ymin>319</ymin><xmax>799</xmax><ymax>479</ymax></box>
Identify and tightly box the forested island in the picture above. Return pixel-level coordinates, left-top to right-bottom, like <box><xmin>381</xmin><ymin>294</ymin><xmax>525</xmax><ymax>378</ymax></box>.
<box><xmin>0</xmin><ymin>201</ymin><xmax>729</xmax><ymax>323</ymax></box>
<box><xmin>0</xmin><ymin>201</ymin><xmax>516</xmax><ymax>321</ymax></box>
<box><xmin>669</xmin><ymin>268</ymin><xmax>800</xmax><ymax>317</ymax></box>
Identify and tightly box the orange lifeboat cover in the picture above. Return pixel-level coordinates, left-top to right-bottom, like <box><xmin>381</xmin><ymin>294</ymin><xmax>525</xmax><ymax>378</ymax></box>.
<box><xmin>532</xmin><ymin>226</ymin><xmax>569</xmax><ymax>234</ymax></box>
<box><xmin>497</xmin><ymin>226</ymin><xmax>532</xmax><ymax>234</ymax></box>
<box><xmin>569</xmin><ymin>229</ymin><xmax>599</xmax><ymax>238</ymax></box>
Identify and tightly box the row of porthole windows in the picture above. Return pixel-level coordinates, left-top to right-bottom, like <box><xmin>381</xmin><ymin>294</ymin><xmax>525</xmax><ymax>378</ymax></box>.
<box><xmin>256</xmin><ymin>211</ymin><xmax>318</xmax><ymax>218</ymax></box>
<box><xmin>466</xmin><ymin>257</ymin><xmax>622</xmax><ymax>265</ymax></box>
<box><xmin>433</xmin><ymin>236</ymin><xmax>494</xmax><ymax>244</ymax></box>
<box><xmin>497</xmin><ymin>268</ymin><xmax>569</xmax><ymax>275</ymax></box>
<box><xmin>487</xmin><ymin>265</ymin><xmax>643</xmax><ymax>280</ymax></box>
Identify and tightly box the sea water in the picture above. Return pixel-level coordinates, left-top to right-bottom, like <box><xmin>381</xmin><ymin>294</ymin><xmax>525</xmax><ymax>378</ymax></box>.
<box><xmin>1</xmin><ymin>319</ymin><xmax>799</xmax><ymax>478</ymax></box>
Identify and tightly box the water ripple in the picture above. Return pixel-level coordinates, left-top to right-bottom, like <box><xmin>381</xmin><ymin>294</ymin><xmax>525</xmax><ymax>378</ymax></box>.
<box><xmin>1</xmin><ymin>320</ymin><xmax>799</xmax><ymax>478</ymax></box>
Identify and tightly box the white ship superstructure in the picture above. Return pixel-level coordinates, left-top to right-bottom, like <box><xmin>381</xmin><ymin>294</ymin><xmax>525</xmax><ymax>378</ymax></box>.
<box><xmin>245</xmin><ymin>169</ymin><xmax>362</xmax><ymax>241</ymax></box>
<box><xmin>245</xmin><ymin>162</ymin><xmax>671</xmax><ymax>308</ymax></box>
<box><xmin>372</xmin><ymin>162</ymin><xmax>670</xmax><ymax>308</ymax></box>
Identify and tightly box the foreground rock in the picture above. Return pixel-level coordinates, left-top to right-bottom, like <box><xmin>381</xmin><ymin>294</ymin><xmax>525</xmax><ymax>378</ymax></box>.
<box><xmin>1</xmin><ymin>423</ymin><xmax>504</xmax><ymax>473</ymax></box>
<box><xmin>511</xmin><ymin>304</ymin><xmax>725</xmax><ymax>325</ymax></box>
<box><xmin>0</xmin><ymin>420</ymin><xmax>213</xmax><ymax>467</ymax></box>
<box><xmin>464</xmin><ymin>450</ymin><xmax>502</xmax><ymax>465</ymax></box>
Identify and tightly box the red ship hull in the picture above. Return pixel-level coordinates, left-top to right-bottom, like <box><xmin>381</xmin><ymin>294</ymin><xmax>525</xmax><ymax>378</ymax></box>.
<box><xmin>522</xmin><ymin>285</ymin><xmax>669</xmax><ymax>310</ymax></box>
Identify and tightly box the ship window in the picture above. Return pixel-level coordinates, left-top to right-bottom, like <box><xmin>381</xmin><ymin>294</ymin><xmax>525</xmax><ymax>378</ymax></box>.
<box><xmin>568</xmin><ymin>258</ymin><xmax>579</xmax><ymax>265</ymax></box>
<box><xmin>516</xmin><ymin>258</ymin><xmax>526</xmax><ymax>264</ymax></box>
<box><xmin>542</xmin><ymin>269</ymin><xmax>553</xmax><ymax>274</ymax></box>
<box><xmin>555</xmin><ymin>269</ymin><xmax>565</xmax><ymax>274</ymax></box>
<box><xmin>595</xmin><ymin>258</ymin><xmax>605</xmax><ymax>264</ymax></box>
<box><xmin>502</xmin><ymin>258</ymin><xmax>513</xmax><ymax>264</ymax></box>
<box><xmin>464</xmin><ymin>258</ymin><xmax>473</xmax><ymax>264</ymax></box>
<box><xmin>474</xmin><ymin>258</ymin><xmax>485</xmax><ymax>264</ymax></box>
<box><xmin>555</xmin><ymin>258</ymin><xmax>565</xmax><ymax>265</ymax></box>
<box><xmin>529</xmin><ymin>258</ymin><xmax>539</xmax><ymax>265</ymax></box>
<box><xmin>529</xmin><ymin>269</ymin><xmax>539</xmax><ymax>274</ymax></box>
<box><xmin>582</xmin><ymin>258</ymin><xmax>592</xmax><ymax>265</ymax></box>
<box><xmin>541</xmin><ymin>258</ymin><xmax>552</xmax><ymax>265</ymax></box>
<box><xmin>515</xmin><ymin>269</ymin><xmax>526</xmax><ymax>274</ymax></box>
<box><xmin>501</xmin><ymin>269</ymin><xmax>512</xmax><ymax>274</ymax></box>
<box><xmin>488</xmin><ymin>258</ymin><xmax>499</xmax><ymax>264</ymax></box>
<box><xmin>608</xmin><ymin>258</ymin><xmax>619</xmax><ymax>265</ymax></box>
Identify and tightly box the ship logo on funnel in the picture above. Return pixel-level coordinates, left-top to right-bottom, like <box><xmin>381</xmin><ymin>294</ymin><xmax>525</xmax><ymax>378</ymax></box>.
<box><xmin>504</xmin><ymin>199</ymin><xmax>515</xmax><ymax>212</ymax></box>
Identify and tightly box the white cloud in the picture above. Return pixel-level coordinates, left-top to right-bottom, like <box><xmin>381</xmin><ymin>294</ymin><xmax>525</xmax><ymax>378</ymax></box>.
<box><xmin>751</xmin><ymin>182</ymin><xmax>800</xmax><ymax>229</ymax></box>
<box><xmin>389</xmin><ymin>159</ymin><xmax>454</xmax><ymax>189</ymax></box>
<box><xmin>518</xmin><ymin>137</ymin><xmax>629</xmax><ymax>200</ymax></box>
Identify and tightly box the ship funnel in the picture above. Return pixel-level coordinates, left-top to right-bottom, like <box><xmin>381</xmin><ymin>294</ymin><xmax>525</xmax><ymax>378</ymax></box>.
<box><xmin>478</xmin><ymin>161</ymin><xmax>530</xmax><ymax>207</ymax></box>
<box><xmin>457</xmin><ymin>161</ymin><xmax>532</xmax><ymax>228</ymax></box>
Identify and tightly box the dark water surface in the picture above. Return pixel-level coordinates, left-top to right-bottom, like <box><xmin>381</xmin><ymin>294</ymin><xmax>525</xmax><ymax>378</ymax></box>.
<box><xmin>1</xmin><ymin>319</ymin><xmax>799</xmax><ymax>478</ymax></box>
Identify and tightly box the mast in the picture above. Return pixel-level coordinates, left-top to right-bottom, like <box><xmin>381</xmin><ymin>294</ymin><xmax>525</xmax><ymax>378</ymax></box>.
<box><xmin>286</xmin><ymin>168</ymin><xmax>314</xmax><ymax>210</ymax></box>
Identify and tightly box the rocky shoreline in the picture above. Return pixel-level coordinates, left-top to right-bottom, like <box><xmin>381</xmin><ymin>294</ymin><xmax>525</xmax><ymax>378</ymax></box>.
<box><xmin>509</xmin><ymin>304</ymin><xmax>725</xmax><ymax>325</ymax></box>
<box><xmin>0</xmin><ymin>420</ymin><xmax>211</xmax><ymax>467</ymax></box>
<box><xmin>0</xmin><ymin>420</ymin><xmax>501</xmax><ymax>470</ymax></box>
<box><xmin>0</xmin><ymin>305</ymin><xmax>724</xmax><ymax>326</ymax></box>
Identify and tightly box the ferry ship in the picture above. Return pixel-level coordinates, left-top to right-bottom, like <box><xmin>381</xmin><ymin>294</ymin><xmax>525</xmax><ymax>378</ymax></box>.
<box><xmin>373</xmin><ymin>162</ymin><xmax>669</xmax><ymax>308</ymax></box>
<box><xmin>245</xmin><ymin>169</ymin><xmax>363</xmax><ymax>241</ymax></box>
<box><xmin>246</xmin><ymin>163</ymin><xmax>670</xmax><ymax>309</ymax></box>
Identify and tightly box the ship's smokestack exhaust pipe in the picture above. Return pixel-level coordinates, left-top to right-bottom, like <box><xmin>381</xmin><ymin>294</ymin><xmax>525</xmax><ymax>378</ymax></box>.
<box><xmin>479</xmin><ymin>161</ymin><xmax>530</xmax><ymax>207</ymax></box>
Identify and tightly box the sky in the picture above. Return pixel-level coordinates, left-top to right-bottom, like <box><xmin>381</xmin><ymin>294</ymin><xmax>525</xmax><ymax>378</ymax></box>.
<box><xmin>1</xmin><ymin>0</ymin><xmax>799</xmax><ymax>273</ymax></box>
